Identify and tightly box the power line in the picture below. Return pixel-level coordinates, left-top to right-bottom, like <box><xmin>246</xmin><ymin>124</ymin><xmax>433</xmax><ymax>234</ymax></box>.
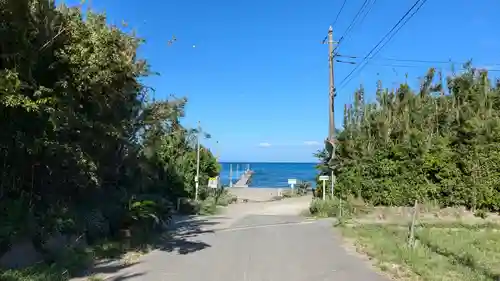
<box><xmin>338</xmin><ymin>54</ymin><xmax>500</xmax><ymax>69</ymax></box>
<box><xmin>337</xmin><ymin>0</ymin><xmax>427</xmax><ymax>89</ymax></box>
<box><xmin>337</xmin><ymin>0</ymin><xmax>370</xmax><ymax>45</ymax></box>
<box><xmin>337</xmin><ymin>60</ymin><xmax>500</xmax><ymax>74</ymax></box>
<box><xmin>354</xmin><ymin>0</ymin><xmax>377</xmax><ymax>31</ymax></box>
<box><xmin>321</xmin><ymin>0</ymin><xmax>348</xmax><ymax>44</ymax></box>
<box><xmin>368</xmin><ymin>0</ymin><xmax>428</xmax><ymax>62</ymax></box>
<box><xmin>331</xmin><ymin>0</ymin><xmax>348</xmax><ymax>28</ymax></box>
<box><xmin>337</xmin><ymin>54</ymin><xmax>456</xmax><ymax>64</ymax></box>
<box><xmin>337</xmin><ymin>0</ymin><xmax>428</xmax><ymax>91</ymax></box>
<box><xmin>337</xmin><ymin>0</ymin><xmax>377</xmax><ymax>51</ymax></box>
<box><xmin>336</xmin><ymin>54</ymin><xmax>500</xmax><ymax>72</ymax></box>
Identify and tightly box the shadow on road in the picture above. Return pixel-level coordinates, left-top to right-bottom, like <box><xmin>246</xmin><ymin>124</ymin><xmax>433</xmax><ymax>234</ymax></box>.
<box><xmin>156</xmin><ymin>215</ymin><xmax>223</xmax><ymax>255</ymax></box>
<box><xmin>108</xmin><ymin>272</ymin><xmax>146</xmax><ymax>281</ymax></box>
<box><xmin>69</xmin><ymin>215</ymin><xmax>222</xmax><ymax>280</ymax></box>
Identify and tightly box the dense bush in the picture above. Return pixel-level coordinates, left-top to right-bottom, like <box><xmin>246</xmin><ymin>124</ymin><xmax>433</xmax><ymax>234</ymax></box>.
<box><xmin>0</xmin><ymin>0</ymin><xmax>219</xmax><ymax>269</ymax></box>
<box><xmin>317</xmin><ymin>65</ymin><xmax>500</xmax><ymax>211</ymax></box>
<box><xmin>296</xmin><ymin>181</ymin><xmax>311</xmax><ymax>196</ymax></box>
<box><xmin>213</xmin><ymin>187</ymin><xmax>238</xmax><ymax>206</ymax></box>
<box><xmin>309</xmin><ymin>197</ymin><xmax>372</xmax><ymax>218</ymax></box>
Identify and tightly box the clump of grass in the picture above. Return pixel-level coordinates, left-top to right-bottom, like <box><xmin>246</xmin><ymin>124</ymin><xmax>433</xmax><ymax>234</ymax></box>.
<box><xmin>309</xmin><ymin>197</ymin><xmax>372</xmax><ymax>218</ymax></box>
<box><xmin>0</xmin><ymin>246</ymin><xmax>92</xmax><ymax>281</ymax></box>
<box><xmin>198</xmin><ymin>198</ymin><xmax>219</xmax><ymax>215</ymax></box>
<box><xmin>341</xmin><ymin>223</ymin><xmax>500</xmax><ymax>281</ymax></box>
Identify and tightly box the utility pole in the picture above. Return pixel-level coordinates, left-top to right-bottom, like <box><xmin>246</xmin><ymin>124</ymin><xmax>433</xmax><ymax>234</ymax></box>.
<box><xmin>195</xmin><ymin>121</ymin><xmax>201</xmax><ymax>201</ymax></box>
<box><xmin>326</xmin><ymin>25</ymin><xmax>337</xmax><ymax>199</ymax></box>
<box><xmin>328</xmin><ymin>25</ymin><xmax>336</xmax><ymax>145</ymax></box>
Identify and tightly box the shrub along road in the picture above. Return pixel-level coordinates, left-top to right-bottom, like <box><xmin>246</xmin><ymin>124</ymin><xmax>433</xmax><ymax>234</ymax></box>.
<box><xmin>87</xmin><ymin>197</ymin><xmax>389</xmax><ymax>281</ymax></box>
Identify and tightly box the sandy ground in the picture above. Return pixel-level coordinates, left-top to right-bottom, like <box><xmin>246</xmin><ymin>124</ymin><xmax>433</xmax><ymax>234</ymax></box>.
<box><xmin>229</xmin><ymin>187</ymin><xmax>289</xmax><ymax>202</ymax></box>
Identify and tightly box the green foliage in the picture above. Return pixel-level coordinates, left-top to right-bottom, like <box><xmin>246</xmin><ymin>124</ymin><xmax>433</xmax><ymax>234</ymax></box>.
<box><xmin>176</xmin><ymin>197</ymin><xmax>222</xmax><ymax>216</ymax></box>
<box><xmin>198</xmin><ymin>198</ymin><xmax>219</xmax><ymax>215</ymax></box>
<box><xmin>0</xmin><ymin>246</ymin><xmax>92</xmax><ymax>281</ymax></box>
<box><xmin>296</xmin><ymin>181</ymin><xmax>311</xmax><ymax>196</ymax></box>
<box><xmin>212</xmin><ymin>187</ymin><xmax>237</xmax><ymax>206</ymax></box>
<box><xmin>309</xmin><ymin>197</ymin><xmax>373</xmax><ymax>218</ymax></box>
<box><xmin>317</xmin><ymin>66</ymin><xmax>500</xmax><ymax>211</ymax></box>
<box><xmin>309</xmin><ymin>198</ymin><xmax>340</xmax><ymax>217</ymax></box>
<box><xmin>0</xmin><ymin>0</ymin><xmax>220</xmax><ymax>276</ymax></box>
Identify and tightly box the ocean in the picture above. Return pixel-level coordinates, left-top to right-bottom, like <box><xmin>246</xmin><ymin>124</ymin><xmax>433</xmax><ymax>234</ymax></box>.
<box><xmin>219</xmin><ymin>162</ymin><xmax>318</xmax><ymax>188</ymax></box>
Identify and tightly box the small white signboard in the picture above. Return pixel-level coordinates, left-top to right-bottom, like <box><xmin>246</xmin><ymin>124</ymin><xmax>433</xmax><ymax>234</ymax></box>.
<box><xmin>288</xmin><ymin>178</ymin><xmax>297</xmax><ymax>192</ymax></box>
<box><xmin>319</xmin><ymin>175</ymin><xmax>330</xmax><ymax>200</ymax></box>
<box><xmin>208</xmin><ymin>177</ymin><xmax>218</xmax><ymax>189</ymax></box>
<box><xmin>319</xmin><ymin>175</ymin><xmax>330</xmax><ymax>181</ymax></box>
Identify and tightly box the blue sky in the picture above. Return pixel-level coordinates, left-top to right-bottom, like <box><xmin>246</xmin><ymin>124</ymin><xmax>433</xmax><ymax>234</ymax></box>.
<box><xmin>63</xmin><ymin>0</ymin><xmax>500</xmax><ymax>162</ymax></box>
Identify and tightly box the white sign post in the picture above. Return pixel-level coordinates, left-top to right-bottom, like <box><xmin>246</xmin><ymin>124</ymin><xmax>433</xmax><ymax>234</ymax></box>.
<box><xmin>331</xmin><ymin>171</ymin><xmax>335</xmax><ymax>198</ymax></box>
<box><xmin>319</xmin><ymin>175</ymin><xmax>330</xmax><ymax>200</ymax></box>
<box><xmin>288</xmin><ymin>179</ymin><xmax>297</xmax><ymax>194</ymax></box>
<box><xmin>208</xmin><ymin>177</ymin><xmax>218</xmax><ymax>189</ymax></box>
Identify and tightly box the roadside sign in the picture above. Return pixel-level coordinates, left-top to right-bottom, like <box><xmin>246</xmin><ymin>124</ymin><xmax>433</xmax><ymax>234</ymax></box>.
<box><xmin>319</xmin><ymin>175</ymin><xmax>329</xmax><ymax>200</ymax></box>
<box><xmin>208</xmin><ymin>177</ymin><xmax>218</xmax><ymax>189</ymax></box>
<box><xmin>288</xmin><ymin>178</ymin><xmax>297</xmax><ymax>193</ymax></box>
<box><xmin>319</xmin><ymin>175</ymin><xmax>329</xmax><ymax>181</ymax></box>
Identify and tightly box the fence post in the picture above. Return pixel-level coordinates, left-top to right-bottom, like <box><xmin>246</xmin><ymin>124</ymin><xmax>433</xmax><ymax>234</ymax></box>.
<box><xmin>408</xmin><ymin>200</ymin><xmax>419</xmax><ymax>248</ymax></box>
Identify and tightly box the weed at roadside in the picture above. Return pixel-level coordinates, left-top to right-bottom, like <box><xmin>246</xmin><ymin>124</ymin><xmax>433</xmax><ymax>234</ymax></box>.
<box><xmin>309</xmin><ymin>197</ymin><xmax>372</xmax><ymax>218</ymax></box>
<box><xmin>340</xmin><ymin>224</ymin><xmax>497</xmax><ymax>281</ymax></box>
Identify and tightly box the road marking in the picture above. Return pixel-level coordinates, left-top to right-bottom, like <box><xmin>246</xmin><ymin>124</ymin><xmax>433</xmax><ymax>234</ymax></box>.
<box><xmin>215</xmin><ymin>220</ymin><xmax>316</xmax><ymax>233</ymax></box>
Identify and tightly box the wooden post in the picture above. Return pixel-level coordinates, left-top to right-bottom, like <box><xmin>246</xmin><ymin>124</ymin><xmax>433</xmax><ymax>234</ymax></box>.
<box><xmin>408</xmin><ymin>200</ymin><xmax>419</xmax><ymax>248</ymax></box>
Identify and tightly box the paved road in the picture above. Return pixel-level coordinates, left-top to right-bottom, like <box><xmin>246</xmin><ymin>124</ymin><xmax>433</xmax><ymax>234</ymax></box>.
<box><xmin>97</xmin><ymin>198</ymin><xmax>389</xmax><ymax>281</ymax></box>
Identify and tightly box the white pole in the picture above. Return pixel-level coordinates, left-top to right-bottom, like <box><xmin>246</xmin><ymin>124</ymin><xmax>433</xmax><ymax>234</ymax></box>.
<box><xmin>216</xmin><ymin>141</ymin><xmax>220</xmax><ymax>188</ymax></box>
<box><xmin>322</xmin><ymin>180</ymin><xmax>326</xmax><ymax>200</ymax></box>
<box><xmin>331</xmin><ymin>170</ymin><xmax>334</xmax><ymax>198</ymax></box>
<box><xmin>229</xmin><ymin>164</ymin><xmax>233</xmax><ymax>187</ymax></box>
<box><xmin>195</xmin><ymin>121</ymin><xmax>201</xmax><ymax>201</ymax></box>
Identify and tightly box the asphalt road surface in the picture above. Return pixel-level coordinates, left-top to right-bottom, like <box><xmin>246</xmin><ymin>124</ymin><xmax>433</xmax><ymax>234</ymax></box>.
<box><xmin>93</xmin><ymin>197</ymin><xmax>389</xmax><ymax>281</ymax></box>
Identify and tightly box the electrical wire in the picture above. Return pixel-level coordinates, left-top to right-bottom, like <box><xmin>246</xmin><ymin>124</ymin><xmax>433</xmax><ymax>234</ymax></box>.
<box><xmin>338</xmin><ymin>54</ymin><xmax>457</xmax><ymax>64</ymax></box>
<box><xmin>321</xmin><ymin>0</ymin><xmax>348</xmax><ymax>44</ymax></box>
<box><xmin>337</xmin><ymin>0</ymin><xmax>426</xmax><ymax>89</ymax></box>
<box><xmin>332</xmin><ymin>0</ymin><xmax>348</xmax><ymax>28</ymax></box>
<box><xmin>336</xmin><ymin>0</ymin><xmax>378</xmax><ymax>51</ymax></box>
<box><xmin>368</xmin><ymin>0</ymin><xmax>428</xmax><ymax>62</ymax></box>
<box><xmin>336</xmin><ymin>54</ymin><xmax>500</xmax><ymax>67</ymax></box>
<box><xmin>337</xmin><ymin>61</ymin><xmax>500</xmax><ymax>74</ymax></box>
<box><xmin>337</xmin><ymin>0</ymin><xmax>370</xmax><ymax>45</ymax></box>
<box><xmin>353</xmin><ymin>0</ymin><xmax>377</xmax><ymax>32</ymax></box>
<box><xmin>337</xmin><ymin>0</ymin><xmax>428</xmax><ymax>91</ymax></box>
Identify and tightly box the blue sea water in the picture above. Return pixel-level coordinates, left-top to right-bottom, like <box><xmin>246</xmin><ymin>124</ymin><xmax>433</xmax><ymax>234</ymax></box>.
<box><xmin>219</xmin><ymin>162</ymin><xmax>318</xmax><ymax>188</ymax></box>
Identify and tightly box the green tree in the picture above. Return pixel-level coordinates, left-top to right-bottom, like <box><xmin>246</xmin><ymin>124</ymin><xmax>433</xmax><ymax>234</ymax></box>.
<box><xmin>0</xmin><ymin>0</ymin><xmax>220</xmax><ymax>264</ymax></box>
<box><xmin>317</xmin><ymin>65</ymin><xmax>500</xmax><ymax>211</ymax></box>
